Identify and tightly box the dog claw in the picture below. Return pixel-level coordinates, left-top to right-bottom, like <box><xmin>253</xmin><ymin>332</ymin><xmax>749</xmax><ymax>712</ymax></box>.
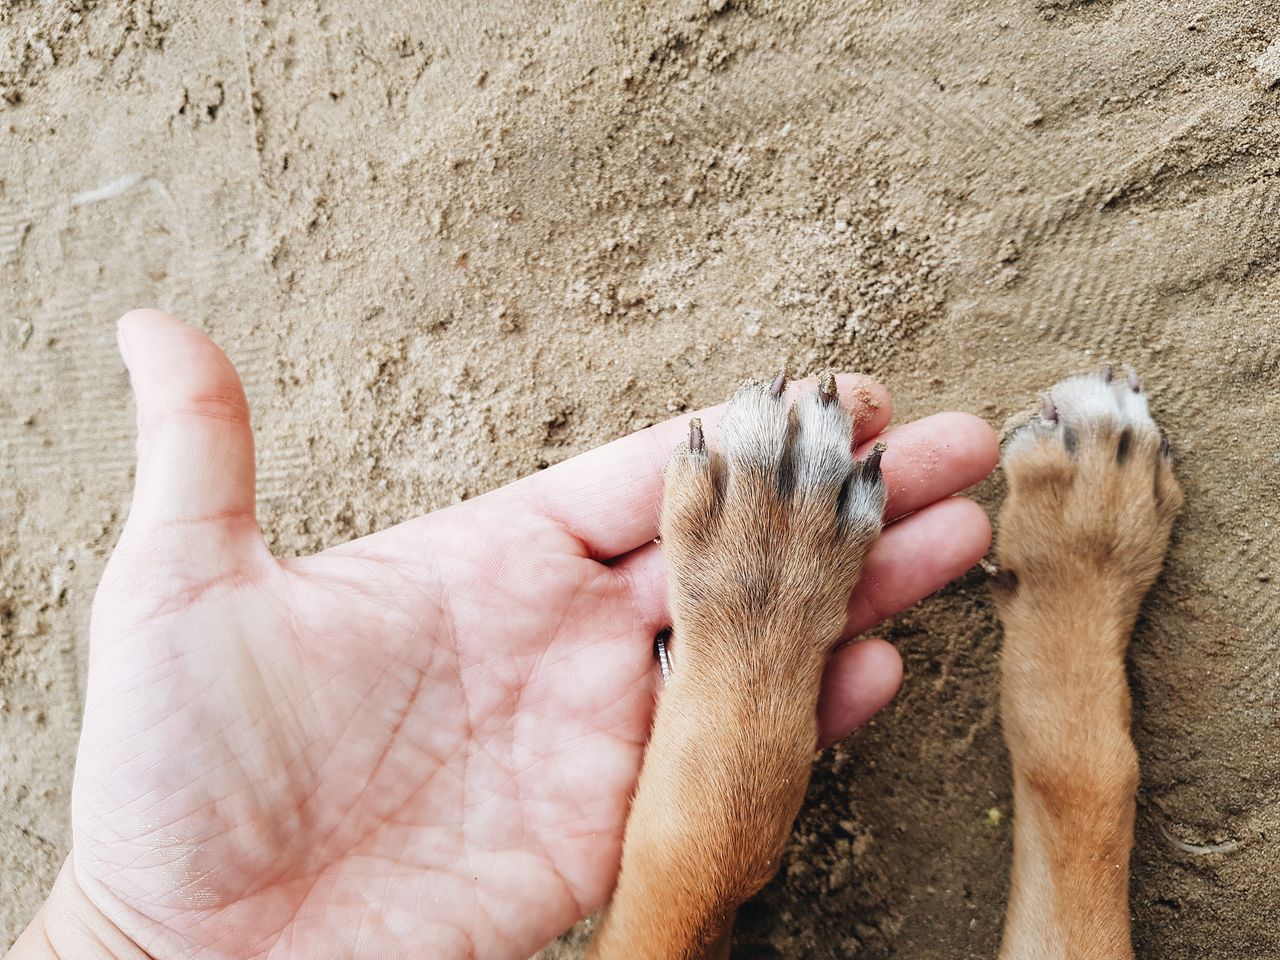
<box><xmin>1159</xmin><ymin>433</ymin><xmax>1172</xmax><ymax>458</ymax></box>
<box><xmin>689</xmin><ymin>418</ymin><xmax>705</xmax><ymax>454</ymax></box>
<box><xmin>1041</xmin><ymin>396</ymin><xmax>1058</xmax><ymax>423</ymax></box>
<box><xmin>769</xmin><ymin>368</ymin><xmax>787</xmax><ymax>398</ymax></box>
<box><xmin>818</xmin><ymin>372</ymin><xmax>838</xmax><ymax>406</ymax></box>
<box><xmin>1102</xmin><ymin>364</ymin><xmax>1113</xmax><ymax>384</ymax></box>
<box><xmin>1126</xmin><ymin>367</ymin><xmax>1141</xmax><ymax>393</ymax></box>
<box><xmin>862</xmin><ymin>441</ymin><xmax>886</xmax><ymax>478</ymax></box>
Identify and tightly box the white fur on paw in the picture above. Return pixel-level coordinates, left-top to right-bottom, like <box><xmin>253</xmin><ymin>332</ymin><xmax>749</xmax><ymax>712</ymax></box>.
<box><xmin>708</xmin><ymin>372</ymin><xmax>886</xmax><ymax>536</ymax></box>
<box><xmin>720</xmin><ymin>378</ymin><xmax>790</xmax><ymax>470</ymax></box>
<box><xmin>1004</xmin><ymin>366</ymin><xmax>1158</xmax><ymax>461</ymax></box>
<box><xmin>793</xmin><ymin>382</ymin><xmax>855</xmax><ymax>492</ymax></box>
<box><xmin>840</xmin><ymin>447</ymin><xmax>888</xmax><ymax>536</ymax></box>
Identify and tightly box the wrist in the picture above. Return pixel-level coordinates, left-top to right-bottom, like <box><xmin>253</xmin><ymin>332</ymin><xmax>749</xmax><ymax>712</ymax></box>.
<box><xmin>7</xmin><ymin>858</ymin><xmax>149</xmax><ymax>960</ymax></box>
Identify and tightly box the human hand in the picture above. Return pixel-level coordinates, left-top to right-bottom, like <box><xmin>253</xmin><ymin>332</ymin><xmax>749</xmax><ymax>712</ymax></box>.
<box><xmin>15</xmin><ymin>310</ymin><xmax>996</xmax><ymax>959</ymax></box>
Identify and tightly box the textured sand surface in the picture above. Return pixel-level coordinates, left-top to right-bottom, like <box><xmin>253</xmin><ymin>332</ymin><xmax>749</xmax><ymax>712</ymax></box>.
<box><xmin>2</xmin><ymin>1</ymin><xmax>1277</xmax><ymax>956</ymax></box>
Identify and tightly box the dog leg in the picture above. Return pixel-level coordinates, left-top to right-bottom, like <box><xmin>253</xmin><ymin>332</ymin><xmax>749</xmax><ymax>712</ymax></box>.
<box><xmin>994</xmin><ymin>369</ymin><xmax>1182</xmax><ymax>960</ymax></box>
<box><xmin>589</xmin><ymin>374</ymin><xmax>886</xmax><ymax>959</ymax></box>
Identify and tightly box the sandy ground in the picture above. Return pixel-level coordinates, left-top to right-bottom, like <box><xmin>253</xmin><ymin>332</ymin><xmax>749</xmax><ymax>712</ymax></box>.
<box><xmin>2</xmin><ymin>1</ymin><xmax>1277</xmax><ymax>956</ymax></box>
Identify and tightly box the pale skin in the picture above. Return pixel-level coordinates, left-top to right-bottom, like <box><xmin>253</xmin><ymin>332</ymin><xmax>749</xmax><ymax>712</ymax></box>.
<box><xmin>8</xmin><ymin>310</ymin><xmax>998</xmax><ymax>960</ymax></box>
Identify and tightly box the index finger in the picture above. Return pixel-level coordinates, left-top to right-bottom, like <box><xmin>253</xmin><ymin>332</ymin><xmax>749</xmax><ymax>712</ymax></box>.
<box><xmin>500</xmin><ymin>374</ymin><xmax>893</xmax><ymax>560</ymax></box>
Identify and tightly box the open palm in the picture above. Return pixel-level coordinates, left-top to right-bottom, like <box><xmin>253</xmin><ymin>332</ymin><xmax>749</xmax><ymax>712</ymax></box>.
<box><xmin>67</xmin><ymin>311</ymin><xmax>996</xmax><ymax>960</ymax></box>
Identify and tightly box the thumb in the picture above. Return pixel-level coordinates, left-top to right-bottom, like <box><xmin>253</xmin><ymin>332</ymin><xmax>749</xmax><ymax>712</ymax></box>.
<box><xmin>117</xmin><ymin>309</ymin><xmax>259</xmax><ymax>536</ymax></box>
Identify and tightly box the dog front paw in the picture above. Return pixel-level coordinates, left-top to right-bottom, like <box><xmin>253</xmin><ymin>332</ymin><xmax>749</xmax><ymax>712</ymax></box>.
<box><xmin>660</xmin><ymin>372</ymin><xmax>886</xmax><ymax>681</ymax></box>
<box><xmin>996</xmin><ymin>366</ymin><xmax>1182</xmax><ymax>614</ymax></box>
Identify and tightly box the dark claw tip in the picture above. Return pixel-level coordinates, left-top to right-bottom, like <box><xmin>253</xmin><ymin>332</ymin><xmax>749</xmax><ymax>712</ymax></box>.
<box><xmin>1126</xmin><ymin>367</ymin><xmax>1141</xmax><ymax>392</ymax></box>
<box><xmin>818</xmin><ymin>371</ymin><xmax>838</xmax><ymax>405</ymax></box>
<box><xmin>769</xmin><ymin>367</ymin><xmax>787</xmax><ymax>398</ymax></box>
<box><xmin>1159</xmin><ymin>433</ymin><xmax>1172</xmax><ymax>457</ymax></box>
<box><xmin>862</xmin><ymin>441</ymin><xmax>886</xmax><ymax>477</ymax></box>
<box><xmin>1041</xmin><ymin>396</ymin><xmax>1058</xmax><ymax>423</ymax></box>
<box><xmin>1102</xmin><ymin>364</ymin><xmax>1113</xmax><ymax>384</ymax></box>
<box><xmin>689</xmin><ymin>418</ymin><xmax>705</xmax><ymax>453</ymax></box>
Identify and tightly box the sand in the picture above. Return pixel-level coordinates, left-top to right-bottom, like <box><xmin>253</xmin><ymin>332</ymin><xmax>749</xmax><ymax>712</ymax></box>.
<box><xmin>1</xmin><ymin>1</ymin><xmax>1277</xmax><ymax>956</ymax></box>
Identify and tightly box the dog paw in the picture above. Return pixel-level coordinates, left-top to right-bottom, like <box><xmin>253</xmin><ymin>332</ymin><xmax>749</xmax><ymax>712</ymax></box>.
<box><xmin>996</xmin><ymin>366</ymin><xmax>1182</xmax><ymax>610</ymax></box>
<box><xmin>660</xmin><ymin>372</ymin><xmax>886</xmax><ymax>681</ymax></box>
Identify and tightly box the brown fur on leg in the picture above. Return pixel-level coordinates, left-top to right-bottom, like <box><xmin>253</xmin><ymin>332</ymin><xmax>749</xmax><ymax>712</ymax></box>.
<box><xmin>589</xmin><ymin>375</ymin><xmax>885</xmax><ymax>960</ymax></box>
<box><xmin>995</xmin><ymin>369</ymin><xmax>1181</xmax><ymax>960</ymax></box>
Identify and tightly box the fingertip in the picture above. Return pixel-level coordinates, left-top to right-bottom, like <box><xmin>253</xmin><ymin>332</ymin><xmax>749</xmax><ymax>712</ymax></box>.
<box><xmin>817</xmin><ymin>637</ymin><xmax>904</xmax><ymax>748</ymax></box>
<box><xmin>831</xmin><ymin>373</ymin><xmax>893</xmax><ymax>438</ymax></box>
<box><xmin>871</xmin><ymin>634</ymin><xmax>904</xmax><ymax>669</ymax></box>
<box><xmin>951</xmin><ymin>410</ymin><xmax>1001</xmax><ymax>476</ymax></box>
<box><xmin>117</xmin><ymin>311</ymin><xmax>244</xmax><ymax>409</ymax></box>
<box><xmin>117</xmin><ymin>308</ymin><xmax>181</xmax><ymax>364</ymax></box>
<box><xmin>949</xmin><ymin>495</ymin><xmax>994</xmax><ymax>560</ymax></box>
<box><xmin>845</xmin><ymin>496</ymin><xmax>992</xmax><ymax>637</ymax></box>
<box><xmin>118</xmin><ymin>307</ymin><xmax>182</xmax><ymax>330</ymax></box>
<box><xmin>856</xmin><ymin>636</ymin><xmax>904</xmax><ymax>700</ymax></box>
<box><xmin>919</xmin><ymin>412</ymin><xmax>1001</xmax><ymax>493</ymax></box>
<box><xmin>117</xmin><ymin>310</ymin><xmax>257</xmax><ymax>529</ymax></box>
<box><xmin>865</xmin><ymin>411</ymin><xmax>1000</xmax><ymax>520</ymax></box>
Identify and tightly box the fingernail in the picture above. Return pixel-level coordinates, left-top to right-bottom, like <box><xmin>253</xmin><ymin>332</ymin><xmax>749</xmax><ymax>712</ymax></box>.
<box><xmin>116</xmin><ymin>319</ymin><xmax>132</xmax><ymax>368</ymax></box>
